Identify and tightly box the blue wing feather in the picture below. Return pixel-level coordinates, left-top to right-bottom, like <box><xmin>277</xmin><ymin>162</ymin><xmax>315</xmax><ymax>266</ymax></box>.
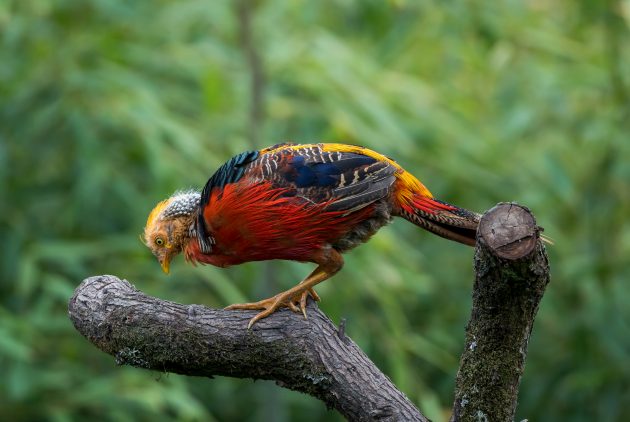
<box><xmin>287</xmin><ymin>154</ymin><xmax>378</xmax><ymax>188</ymax></box>
<box><xmin>265</xmin><ymin>146</ymin><xmax>396</xmax><ymax>212</ymax></box>
<box><xmin>288</xmin><ymin>155</ymin><xmax>361</xmax><ymax>188</ymax></box>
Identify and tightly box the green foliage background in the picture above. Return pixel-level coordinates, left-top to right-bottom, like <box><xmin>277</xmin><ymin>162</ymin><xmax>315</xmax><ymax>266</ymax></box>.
<box><xmin>1</xmin><ymin>0</ymin><xmax>629</xmax><ymax>420</ymax></box>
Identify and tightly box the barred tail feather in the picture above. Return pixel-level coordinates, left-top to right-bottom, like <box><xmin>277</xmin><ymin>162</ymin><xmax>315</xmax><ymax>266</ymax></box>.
<box><xmin>400</xmin><ymin>196</ymin><xmax>480</xmax><ymax>246</ymax></box>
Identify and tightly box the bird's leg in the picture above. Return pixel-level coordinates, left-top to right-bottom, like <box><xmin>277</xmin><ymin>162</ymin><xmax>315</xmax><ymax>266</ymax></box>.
<box><xmin>226</xmin><ymin>249</ymin><xmax>343</xmax><ymax>328</ymax></box>
<box><xmin>298</xmin><ymin>269</ymin><xmax>321</xmax><ymax>302</ymax></box>
<box><xmin>295</xmin><ymin>266</ymin><xmax>326</xmax><ymax>317</ymax></box>
<box><xmin>224</xmin><ymin>267</ymin><xmax>323</xmax><ymax>320</ymax></box>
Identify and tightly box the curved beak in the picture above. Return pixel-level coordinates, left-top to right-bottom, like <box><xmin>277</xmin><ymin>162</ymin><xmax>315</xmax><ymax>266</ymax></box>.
<box><xmin>159</xmin><ymin>256</ymin><xmax>171</xmax><ymax>274</ymax></box>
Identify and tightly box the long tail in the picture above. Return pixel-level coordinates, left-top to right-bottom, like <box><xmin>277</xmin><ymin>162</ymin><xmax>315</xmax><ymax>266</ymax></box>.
<box><xmin>399</xmin><ymin>194</ymin><xmax>481</xmax><ymax>246</ymax></box>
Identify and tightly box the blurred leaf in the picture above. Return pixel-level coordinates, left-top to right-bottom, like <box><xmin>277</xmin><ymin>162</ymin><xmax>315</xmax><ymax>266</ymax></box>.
<box><xmin>1</xmin><ymin>0</ymin><xmax>629</xmax><ymax>421</ymax></box>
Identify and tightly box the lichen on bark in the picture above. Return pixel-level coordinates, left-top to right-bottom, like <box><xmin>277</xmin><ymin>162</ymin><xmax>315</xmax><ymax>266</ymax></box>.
<box><xmin>451</xmin><ymin>203</ymin><xmax>550</xmax><ymax>422</ymax></box>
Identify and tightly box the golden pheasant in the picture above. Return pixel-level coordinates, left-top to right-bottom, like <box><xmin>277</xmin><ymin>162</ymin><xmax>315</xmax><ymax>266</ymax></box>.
<box><xmin>144</xmin><ymin>143</ymin><xmax>481</xmax><ymax>328</ymax></box>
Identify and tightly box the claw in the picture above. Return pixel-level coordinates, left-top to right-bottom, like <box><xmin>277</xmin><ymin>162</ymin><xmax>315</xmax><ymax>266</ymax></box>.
<box><xmin>247</xmin><ymin>306</ymin><xmax>277</xmax><ymax>329</ymax></box>
<box><xmin>225</xmin><ymin>298</ymin><xmax>270</xmax><ymax>311</ymax></box>
<box><xmin>299</xmin><ymin>291</ymin><xmax>309</xmax><ymax>318</ymax></box>
<box><xmin>308</xmin><ymin>288</ymin><xmax>320</xmax><ymax>302</ymax></box>
<box><xmin>287</xmin><ymin>301</ymin><xmax>300</xmax><ymax>313</ymax></box>
<box><xmin>224</xmin><ymin>254</ymin><xmax>340</xmax><ymax>328</ymax></box>
<box><xmin>226</xmin><ymin>291</ymin><xmax>309</xmax><ymax>329</ymax></box>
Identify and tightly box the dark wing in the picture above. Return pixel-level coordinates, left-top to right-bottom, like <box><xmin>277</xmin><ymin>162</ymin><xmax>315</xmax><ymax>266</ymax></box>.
<box><xmin>256</xmin><ymin>145</ymin><xmax>397</xmax><ymax>213</ymax></box>
<box><xmin>200</xmin><ymin>150</ymin><xmax>260</xmax><ymax>199</ymax></box>
<box><xmin>197</xmin><ymin>150</ymin><xmax>260</xmax><ymax>252</ymax></box>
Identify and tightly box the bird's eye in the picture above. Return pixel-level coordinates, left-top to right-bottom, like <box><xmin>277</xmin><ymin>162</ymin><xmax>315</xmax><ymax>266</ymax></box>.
<box><xmin>155</xmin><ymin>238</ymin><xmax>164</xmax><ymax>246</ymax></box>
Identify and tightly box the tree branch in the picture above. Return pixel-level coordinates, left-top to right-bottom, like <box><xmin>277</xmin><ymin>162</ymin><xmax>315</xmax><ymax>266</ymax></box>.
<box><xmin>68</xmin><ymin>275</ymin><xmax>428</xmax><ymax>422</ymax></box>
<box><xmin>68</xmin><ymin>202</ymin><xmax>549</xmax><ymax>421</ymax></box>
<box><xmin>451</xmin><ymin>202</ymin><xmax>550</xmax><ymax>421</ymax></box>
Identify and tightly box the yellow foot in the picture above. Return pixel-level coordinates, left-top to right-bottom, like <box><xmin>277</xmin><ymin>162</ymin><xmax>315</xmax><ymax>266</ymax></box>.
<box><xmin>226</xmin><ymin>289</ymin><xmax>318</xmax><ymax>329</ymax></box>
<box><xmin>307</xmin><ymin>287</ymin><xmax>320</xmax><ymax>302</ymax></box>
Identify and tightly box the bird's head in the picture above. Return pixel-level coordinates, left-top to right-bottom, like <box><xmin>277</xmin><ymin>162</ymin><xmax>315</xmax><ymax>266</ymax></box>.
<box><xmin>143</xmin><ymin>190</ymin><xmax>201</xmax><ymax>274</ymax></box>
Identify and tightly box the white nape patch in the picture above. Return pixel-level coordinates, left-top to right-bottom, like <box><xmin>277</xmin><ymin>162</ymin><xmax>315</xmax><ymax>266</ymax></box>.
<box><xmin>162</xmin><ymin>190</ymin><xmax>201</xmax><ymax>219</ymax></box>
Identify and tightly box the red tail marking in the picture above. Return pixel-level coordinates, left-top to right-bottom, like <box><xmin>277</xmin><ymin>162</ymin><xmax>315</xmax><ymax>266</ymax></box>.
<box><xmin>410</xmin><ymin>196</ymin><xmax>458</xmax><ymax>214</ymax></box>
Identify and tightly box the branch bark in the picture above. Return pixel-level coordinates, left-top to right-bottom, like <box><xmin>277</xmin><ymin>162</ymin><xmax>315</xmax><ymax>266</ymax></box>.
<box><xmin>68</xmin><ymin>202</ymin><xmax>549</xmax><ymax>421</ymax></box>
<box><xmin>451</xmin><ymin>202</ymin><xmax>550</xmax><ymax>421</ymax></box>
<box><xmin>68</xmin><ymin>275</ymin><xmax>428</xmax><ymax>422</ymax></box>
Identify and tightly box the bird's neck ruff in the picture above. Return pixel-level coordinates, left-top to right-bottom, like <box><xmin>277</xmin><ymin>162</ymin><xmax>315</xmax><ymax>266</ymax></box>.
<box><xmin>144</xmin><ymin>190</ymin><xmax>202</xmax><ymax>253</ymax></box>
<box><xmin>146</xmin><ymin>190</ymin><xmax>201</xmax><ymax>229</ymax></box>
<box><xmin>163</xmin><ymin>191</ymin><xmax>201</xmax><ymax>219</ymax></box>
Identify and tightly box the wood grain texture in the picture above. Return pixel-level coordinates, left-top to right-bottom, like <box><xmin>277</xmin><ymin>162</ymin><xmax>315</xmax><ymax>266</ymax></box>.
<box><xmin>68</xmin><ymin>275</ymin><xmax>428</xmax><ymax>422</ymax></box>
<box><xmin>478</xmin><ymin>202</ymin><xmax>538</xmax><ymax>259</ymax></box>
